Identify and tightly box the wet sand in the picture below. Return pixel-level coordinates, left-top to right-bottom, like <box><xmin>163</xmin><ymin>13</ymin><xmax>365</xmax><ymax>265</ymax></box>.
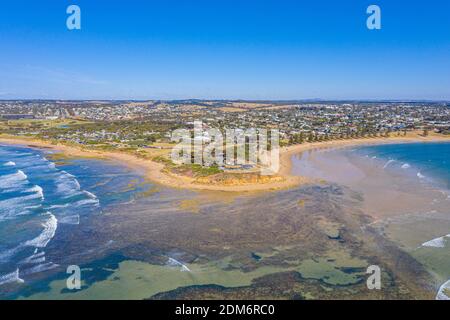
<box><xmin>290</xmin><ymin>142</ymin><xmax>450</xmax><ymax>298</ymax></box>
<box><xmin>1</xmin><ymin>132</ymin><xmax>448</xmax><ymax>193</ymax></box>
<box><xmin>291</xmin><ymin>146</ymin><xmax>449</xmax><ymax>219</ymax></box>
<box><xmin>281</xmin><ymin>132</ymin><xmax>450</xmax><ymax>177</ymax></box>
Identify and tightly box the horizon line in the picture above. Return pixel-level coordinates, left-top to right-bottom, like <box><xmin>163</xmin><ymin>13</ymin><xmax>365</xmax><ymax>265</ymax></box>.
<box><xmin>1</xmin><ymin>98</ymin><xmax>450</xmax><ymax>103</ymax></box>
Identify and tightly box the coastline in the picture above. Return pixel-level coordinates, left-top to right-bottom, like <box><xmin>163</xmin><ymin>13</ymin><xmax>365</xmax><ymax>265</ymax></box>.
<box><xmin>280</xmin><ymin>132</ymin><xmax>450</xmax><ymax>176</ymax></box>
<box><xmin>288</xmin><ymin>136</ymin><xmax>450</xmax><ymax>298</ymax></box>
<box><xmin>1</xmin><ymin>132</ymin><xmax>449</xmax><ymax>193</ymax></box>
<box><xmin>2</xmin><ymin>133</ymin><xmax>448</xmax><ymax>300</ymax></box>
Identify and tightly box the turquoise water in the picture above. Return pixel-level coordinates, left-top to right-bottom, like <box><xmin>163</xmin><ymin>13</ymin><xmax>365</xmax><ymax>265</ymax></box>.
<box><xmin>355</xmin><ymin>142</ymin><xmax>450</xmax><ymax>191</ymax></box>
<box><xmin>0</xmin><ymin>144</ymin><xmax>151</xmax><ymax>287</ymax></box>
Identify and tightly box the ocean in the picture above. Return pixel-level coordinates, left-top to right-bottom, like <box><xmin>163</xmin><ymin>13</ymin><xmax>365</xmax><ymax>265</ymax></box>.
<box><xmin>0</xmin><ymin>144</ymin><xmax>152</xmax><ymax>288</ymax></box>
<box><xmin>355</xmin><ymin>142</ymin><xmax>450</xmax><ymax>191</ymax></box>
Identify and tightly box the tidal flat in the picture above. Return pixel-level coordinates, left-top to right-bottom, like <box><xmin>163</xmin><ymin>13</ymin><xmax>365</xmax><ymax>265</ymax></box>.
<box><xmin>291</xmin><ymin>142</ymin><xmax>450</xmax><ymax>299</ymax></box>
<box><xmin>2</xmin><ymin>143</ymin><xmax>445</xmax><ymax>300</ymax></box>
<box><xmin>7</xmin><ymin>181</ymin><xmax>433</xmax><ymax>299</ymax></box>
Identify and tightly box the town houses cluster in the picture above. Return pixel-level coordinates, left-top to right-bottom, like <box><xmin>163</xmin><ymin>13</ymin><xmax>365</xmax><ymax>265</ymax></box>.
<box><xmin>0</xmin><ymin>100</ymin><xmax>449</xmax><ymax>149</ymax></box>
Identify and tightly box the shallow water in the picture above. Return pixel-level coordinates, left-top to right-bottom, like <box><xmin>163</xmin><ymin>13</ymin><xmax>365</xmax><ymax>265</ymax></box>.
<box><xmin>291</xmin><ymin>142</ymin><xmax>450</xmax><ymax>298</ymax></box>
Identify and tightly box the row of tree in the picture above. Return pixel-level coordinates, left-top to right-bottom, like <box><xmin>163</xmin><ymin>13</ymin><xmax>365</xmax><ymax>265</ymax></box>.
<box><xmin>288</xmin><ymin>128</ymin><xmax>410</xmax><ymax>145</ymax></box>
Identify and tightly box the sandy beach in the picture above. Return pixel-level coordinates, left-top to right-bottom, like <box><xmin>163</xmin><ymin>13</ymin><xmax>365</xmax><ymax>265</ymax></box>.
<box><xmin>280</xmin><ymin>131</ymin><xmax>450</xmax><ymax>175</ymax></box>
<box><xmin>1</xmin><ymin>133</ymin><xmax>447</xmax><ymax>300</ymax></box>
<box><xmin>1</xmin><ymin>132</ymin><xmax>449</xmax><ymax>193</ymax></box>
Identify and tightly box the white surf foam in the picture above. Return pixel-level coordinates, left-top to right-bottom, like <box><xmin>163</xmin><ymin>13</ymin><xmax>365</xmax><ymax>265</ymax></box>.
<box><xmin>21</xmin><ymin>262</ymin><xmax>58</xmax><ymax>276</ymax></box>
<box><xmin>436</xmin><ymin>280</ymin><xmax>450</xmax><ymax>300</ymax></box>
<box><xmin>24</xmin><ymin>213</ymin><xmax>58</xmax><ymax>248</ymax></box>
<box><xmin>422</xmin><ymin>237</ymin><xmax>446</xmax><ymax>248</ymax></box>
<box><xmin>401</xmin><ymin>163</ymin><xmax>410</xmax><ymax>169</ymax></box>
<box><xmin>59</xmin><ymin>214</ymin><xmax>80</xmax><ymax>225</ymax></box>
<box><xmin>421</xmin><ymin>234</ymin><xmax>450</xmax><ymax>248</ymax></box>
<box><xmin>56</xmin><ymin>171</ymin><xmax>81</xmax><ymax>196</ymax></box>
<box><xmin>25</xmin><ymin>185</ymin><xmax>44</xmax><ymax>200</ymax></box>
<box><xmin>3</xmin><ymin>161</ymin><xmax>16</xmax><ymax>166</ymax></box>
<box><xmin>383</xmin><ymin>159</ymin><xmax>395</xmax><ymax>169</ymax></box>
<box><xmin>74</xmin><ymin>198</ymin><xmax>99</xmax><ymax>207</ymax></box>
<box><xmin>0</xmin><ymin>268</ymin><xmax>24</xmax><ymax>286</ymax></box>
<box><xmin>46</xmin><ymin>203</ymin><xmax>70</xmax><ymax>210</ymax></box>
<box><xmin>167</xmin><ymin>257</ymin><xmax>191</xmax><ymax>272</ymax></box>
<box><xmin>0</xmin><ymin>170</ymin><xmax>28</xmax><ymax>189</ymax></box>
<box><xmin>20</xmin><ymin>251</ymin><xmax>46</xmax><ymax>265</ymax></box>
<box><xmin>0</xmin><ymin>192</ymin><xmax>43</xmax><ymax>217</ymax></box>
<box><xmin>83</xmin><ymin>190</ymin><xmax>97</xmax><ymax>199</ymax></box>
<box><xmin>417</xmin><ymin>172</ymin><xmax>426</xmax><ymax>179</ymax></box>
<box><xmin>60</xmin><ymin>170</ymin><xmax>75</xmax><ymax>178</ymax></box>
<box><xmin>0</xmin><ymin>188</ymin><xmax>43</xmax><ymax>205</ymax></box>
<box><xmin>24</xmin><ymin>205</ymin><xmax>42</xmax><ymax>210</ymax></box>
<box><xmin>12</xmin><ymin>152</ymin><xmax>32</xmax><ymax>157</ymax></box>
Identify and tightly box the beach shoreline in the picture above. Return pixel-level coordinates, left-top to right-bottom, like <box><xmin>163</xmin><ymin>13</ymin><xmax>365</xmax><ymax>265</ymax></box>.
<box><xmin>2</xmin><ymin>134</ymin><xmax>447</xmax><ymax>300</ymax></box>
<box><xmin>280</xmin><ymin>132</ymin><xmax>450</xmax><ymax>174</ymax></box>
<box><xmin>1</xmin><ymin>132</ymin><xmax>449</xmax><ymax>193</ymax></box>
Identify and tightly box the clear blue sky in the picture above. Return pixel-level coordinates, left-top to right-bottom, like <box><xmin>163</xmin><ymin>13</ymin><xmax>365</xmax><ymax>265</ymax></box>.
<box><xmin>1</xmin><ymin>0</ymin><xmax>449</xmax><ymax>100</ymax></box>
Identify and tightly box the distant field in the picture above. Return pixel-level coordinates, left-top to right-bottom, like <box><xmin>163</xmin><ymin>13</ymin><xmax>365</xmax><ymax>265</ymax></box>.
<box><xmin>0</xmin><ymin>118</ymin><xmax>90</xmax><ymax>128</ymax></box>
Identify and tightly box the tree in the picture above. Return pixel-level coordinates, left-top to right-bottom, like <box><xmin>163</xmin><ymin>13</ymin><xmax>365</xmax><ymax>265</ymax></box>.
<box><xmin>289</xmin><ymin>135</ymin><xmax>294</xmax><ymax>145</ymax></box>
<box><xmin>385</xmin><ymin>129</ymin><xmax>391</xmax><ymax>138</ymax></box>
<box><xmin>299</xmin><ymin>132</ymin><xmax>304</xmax><ymax>143</ymax></box>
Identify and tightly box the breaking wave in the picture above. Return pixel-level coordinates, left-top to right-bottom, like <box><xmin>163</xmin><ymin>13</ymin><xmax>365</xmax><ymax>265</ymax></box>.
<box><xmin>167</xmin><ymin>257</ymin><xmax>191</xmax><ymax>272</ymax></box>
<box><xmin>0</xmin><ymin>143</ymin><xmax>140</xmax><ymax>289</ymax></box>
<box><xmin>383</xmin><ymin>159</ymin><xmax>395</xmax><ymax>169</ymax></box>
<box><xmin>56</xmin><ymin>171</ymin><xmax>81</xmax><ymax>195</ymax></box>
<box><xmin>25</xmin><ymin>185</ymin><xmax>44</xmax><ymax>200</ymax></box>
<box><xmin>417</xmin><ymin>172</ymin><xmax>426</xmax><ymax>179</ymax></box>
<box><xmin>0</xmin><ymin>170</ymin><xmax>28</xmax><ymax>189</ymax></box>
<box><xmin>0</xmin><ymin>269</ymin><xmax>24</xmax><ymax>286</ymax></box>
<box><xmin>83</xmin><ymin>190</ymin><xmax>97</xmax><ymax>199</ymax></box>
<box><xmin>74</xmin><ymin>198</ymin><xmax>99</xmax><ymax>207</ymax></box>
<box><xmin>436</xmin><ymin>280</ymin><xmax>450</xmax><ymax>300</ymax></box>
<box><xmin>21</xmin><ymin>262</ymin><xmax>58</xmax><ymax>276</ymax></box>
<box><xmin>421</xmin><ymin>234</ymin><xmax>450</xmax><ymax>248</ymax></box>
<box><xmin>20</xmin><ymin>251</ymin><xmax>46</xmax><ymax>265</ymax></box>
<box><xmin>24</xmin><ymin>213</ymin><xmax>58</xmax><ymax>248</ymax></box>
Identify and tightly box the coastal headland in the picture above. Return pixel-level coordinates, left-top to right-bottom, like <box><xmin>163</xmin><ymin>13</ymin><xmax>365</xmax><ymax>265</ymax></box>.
<box><xmin>1</xmin><ymin>131</ymin><xmax>449</xmax><ymax>193</ymax></box>
<box><xmin>1</xmin><ymin>132</ymin><xmax>448</xmax><ymax>300</ymax></box>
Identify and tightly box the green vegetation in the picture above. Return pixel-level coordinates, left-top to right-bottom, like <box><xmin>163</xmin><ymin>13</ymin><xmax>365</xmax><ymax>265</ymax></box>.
<box><xmin>185</xmin><ymin>164</ymin><xmax>222</xmax><ymax>176</ymax></box>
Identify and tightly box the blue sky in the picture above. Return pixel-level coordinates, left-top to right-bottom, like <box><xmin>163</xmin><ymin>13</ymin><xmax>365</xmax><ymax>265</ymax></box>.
<box><xmin>0</xmin><ymin>0</ymin><xmax>449</xmax><ymax>100</ymax></box>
